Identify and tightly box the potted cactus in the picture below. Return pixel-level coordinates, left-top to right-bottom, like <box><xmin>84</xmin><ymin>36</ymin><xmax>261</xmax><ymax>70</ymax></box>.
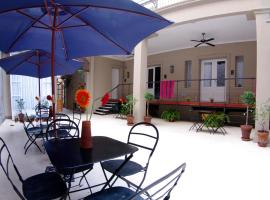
<box><xmin>144</xmin><ymin>92</ymin><xmax>154</xmax><ymax>123</ymax></box>
<box><xmin>240</xmin><ymin>91</ymin><xmax>255</xmax><ymax>141</ymax></box>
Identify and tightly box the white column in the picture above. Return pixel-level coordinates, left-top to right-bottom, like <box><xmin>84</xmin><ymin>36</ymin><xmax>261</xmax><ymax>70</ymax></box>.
<box><xmin>255</xmin><ymin>10</ymin><xmax>270</xmax><ymax>130</ymax></box>
<box><xmin>85</xmin><ymin>57</ymin><xmax>95</xmax><ymax>115</ymax></box>
<box><xmin>0</xmin><ymin>53</ymin><xmax>12</xmax><ymax>119</ymax></box>
<box><xmin>133</xmin><ymin>40</ymin><xmax>148</xmax><ymax>122</ymax></box>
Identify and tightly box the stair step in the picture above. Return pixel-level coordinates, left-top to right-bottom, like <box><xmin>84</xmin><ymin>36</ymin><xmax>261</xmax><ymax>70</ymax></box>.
<box><xmin>96</xmin><ymin>108</ymin><xmax>110</xmax><ymax>112</ymax></box>
<box><xmin>94</xmin><ymin>111</ymin><xmax>108</xmax><ymax>115</ymax></box>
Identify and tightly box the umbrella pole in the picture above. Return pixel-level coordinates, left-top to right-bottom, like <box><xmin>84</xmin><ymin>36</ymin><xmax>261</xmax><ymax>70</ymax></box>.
<box><xmin>51</xmin><ymin>7</ymin><xmax>58</xmax><ymax>133</ymax></box>
<box><xmin>38</xmin><ymin>53</ymin><xmax>42</xmax><ymax>127</ymax></box>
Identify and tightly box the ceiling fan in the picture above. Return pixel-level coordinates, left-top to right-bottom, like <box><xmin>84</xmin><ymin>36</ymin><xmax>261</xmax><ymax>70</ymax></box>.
<box><xmin>191</xmin><ymin>33</ymin><xmax>215</xmax><ymax>47</ymax></box>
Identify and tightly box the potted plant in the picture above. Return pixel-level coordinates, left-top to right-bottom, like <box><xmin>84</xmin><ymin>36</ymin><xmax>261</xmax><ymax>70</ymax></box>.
<box><xmin>240</xmin><ymin>91</ymin><xmax>255</xmax><ymax>141</ymax></box>
<box><xmin>144</xmin><ymin>92</ymin><xmax>154</xmax><ymax>123</ymax></box>
<box><xmin>255</xmin><ymin>103</ymin><xmax>270</xmax><ymax>147</ymax></box>
<box><xmin>126</xmin><ymin>95</ymin><xmax>136</xmax><ymax>126</ymax></box>
<box><xmin>203</xmin><ymin>112</ymin><xmax>230</xmax><ymax>130</ymax></box>
<box><xmin>16</xmin><ymin>98</ymin><xmax>25</xmax><ymax>122</ymax></box>
<box><xmin>161</xmin><ymin>109</ymin><xmax>180</xmax><ymax>122</ymax></box>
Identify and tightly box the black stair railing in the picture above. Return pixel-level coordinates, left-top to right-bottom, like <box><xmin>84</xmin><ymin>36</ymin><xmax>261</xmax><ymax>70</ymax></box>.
<box><xmin>91</xmin><ymin>83</ymin><xmax>132</xmax><ymax>116</ymax></box>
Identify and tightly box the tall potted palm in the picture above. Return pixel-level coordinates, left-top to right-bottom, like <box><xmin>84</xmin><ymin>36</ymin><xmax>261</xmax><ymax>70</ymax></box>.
<box><xmin>144</xmin><ymin>92</ymin><xmax>154</xmax><ymax>123</ymax></box>
<box><xmin>240</xmin><ymin>91</ymin><xmax>255</xmax><ymax>141</ymax></box>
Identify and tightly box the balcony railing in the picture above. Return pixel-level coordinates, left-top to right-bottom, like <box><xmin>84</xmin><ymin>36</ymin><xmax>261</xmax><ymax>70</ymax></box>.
<box><xmin>135</xmin><ymin>0</ymin><xmax>193</xmax><ymax>10</ymax></box>
<box><xmin>99</xmin><ymin>78</ymin><xmax>256</xmax><ymax>105</ymax></box>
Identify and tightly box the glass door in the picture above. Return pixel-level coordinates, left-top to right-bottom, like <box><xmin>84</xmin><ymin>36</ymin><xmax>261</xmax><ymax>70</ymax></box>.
<box><xmin>147</xmin><ymin>66</ymin><xmax>160</xmax><ymax>99</ymax></box>
<box><xmin>200</xmin><ymin>59</ymin><xmax>227</xmax><ymax>102</ymax></box>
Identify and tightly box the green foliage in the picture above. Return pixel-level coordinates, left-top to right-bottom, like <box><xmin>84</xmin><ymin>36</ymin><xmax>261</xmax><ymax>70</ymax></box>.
<box><xmin>15</xmin><ymin>98</ymin><xmax>25</xmax><ymax>113</ymax></box>
<box><xmin>161</xmin><ymin>109</ymin><xmax>180</xmax><ymax>122</ymax></box>
<box><xmin>119</xmin><ymin>95</ymin><xmax>136</xmax><ymax>116</ymax></box>
<box><xmin>240</xmin><ymin>91</ymin><xmax>255</xmax><ymax>125</ymax></box>
<box><xmin>255</xmin><ymin>103</ymin><xmax>270</xmax><ymax>131</ymax></box>
<box><xmin>144</xmin><ymin>92</ymin><xmax>154</xmax><ymax>101</ymax></box>
<box><xmin>203</xmin><ymin>113</ymin><xmax>230</xmax><ymax>128</ymax></box>
<box><xmin>144</xmin><ymin>92</ymin><xmax>154</xmax><ymax>116</ymax></box>
<box><xmin>119</xmin><ymin>103</ymin><xmax>130</xmax><ymax>116</ymax></box>
<box><xmin>240</xmin><ymin>91</ymin><xmax>255</xmax><ymax>106</ymax></box>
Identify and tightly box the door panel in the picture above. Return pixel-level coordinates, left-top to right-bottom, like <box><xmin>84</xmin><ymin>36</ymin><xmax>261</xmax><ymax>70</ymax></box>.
<box><xmin>112</xmin><ymin>68</ymin><xmax>119</xmax><ymax>99</ymax></box>
<box><xmin>200</xmin><ymin>59</ymin><xmax>227</xmax><ymax>102</ymax></box>
<box><xmin>147</xmin><ymin>66</ymin><xmax>161</xmax><ymax>99</ymax></box>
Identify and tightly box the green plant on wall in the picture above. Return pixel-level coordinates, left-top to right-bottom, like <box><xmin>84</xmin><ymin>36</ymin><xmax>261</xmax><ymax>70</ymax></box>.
<box><xmin>144</xmin><ymin>92</ymin><xmax>154</xmax><ymax>117</ymax></box>
<box><xmin>161</xmin><ymin>109</ymin><xmax>180</xmax><ymax>122</ymax></box>
<box><xmin>240</xmin><ymin>91</ymin><xmax>255</xmax><ymax>125</ymax></box>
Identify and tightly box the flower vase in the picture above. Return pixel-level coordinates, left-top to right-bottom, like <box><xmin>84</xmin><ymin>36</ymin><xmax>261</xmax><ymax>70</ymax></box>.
<box><xmin>80</xmin><ymin>120</ymin><xmax>93</xmax><ymax>149</ymax></box>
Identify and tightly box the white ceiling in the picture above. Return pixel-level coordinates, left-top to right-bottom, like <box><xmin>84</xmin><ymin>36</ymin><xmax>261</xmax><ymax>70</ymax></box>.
<box><xmin>148</xmin><ymin>14</ymin><xmax>256</xmax><ymax>55</ymax></box>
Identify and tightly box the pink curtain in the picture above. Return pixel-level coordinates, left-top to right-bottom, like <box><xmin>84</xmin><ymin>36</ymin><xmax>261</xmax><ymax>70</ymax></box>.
<box><xmin>160</xmin><ymin>80</ymin><xmax>175</xmax><ymax>99</ymax></box>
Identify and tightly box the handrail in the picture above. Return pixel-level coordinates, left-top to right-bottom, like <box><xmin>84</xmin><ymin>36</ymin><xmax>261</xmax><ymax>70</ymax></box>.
<box><xmin>90</xmin><ymin>83</ymin><xmax>132</xmax><ymax>118</ymax></box>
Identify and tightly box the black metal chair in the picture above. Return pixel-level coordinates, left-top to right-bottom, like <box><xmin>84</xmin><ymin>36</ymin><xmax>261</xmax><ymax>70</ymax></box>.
<box><xmin>22</xmin><ymin>114</ymin><xmax>44</xmax><ymax>154</ymax></box>
<box><xmin>45</xmin><ymin>119</ymin><xmax>93</xmax><ymax>194</ymax></box>
<box><xmin>0</xmin><ymin>137</ymin><xmax>67</xmax><ymax>200</ymax></box>
<box><xmin>45</xmin><ymin>119</ymin><xmax>79</xmax><ymax>140</ymax></box>
<box><xmin>101</xmin><ymin>122</ymin><xmax>159</xmax><ymax>192</ymax></box>
<box><xmin>84</xmin><ymin>163</ymin><xmax>186</xmax><ymax>200</ymax></box>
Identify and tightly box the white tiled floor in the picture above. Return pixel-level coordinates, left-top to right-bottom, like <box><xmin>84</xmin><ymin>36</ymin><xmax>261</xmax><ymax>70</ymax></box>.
<box><xmin>0</xmin><ymin>114</ymin><xmax>270</xmax><ymax>200</ymax></box>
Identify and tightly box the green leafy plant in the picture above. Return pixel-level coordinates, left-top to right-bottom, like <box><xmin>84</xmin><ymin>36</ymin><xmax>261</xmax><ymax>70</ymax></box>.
<box><xmin>161</xmin><ymin>109</ymin><xmax>180</xmax><ymax>122</ymax></box>
<box><xmin>15</xmin><ymin>98</ymin><xmax>25</xmax><ymax>113</ymax></box>
<box><xmin>240</xmin><ymin>91</ymin><xmax>255</xmax><ymax>125</ymax></box>
<box><xmin>255</xmin><ymin>102</ymin><xmax>270</xmax><ymax>131</ymax></box>
<box><xmin>204</xmin><ymin>113</ymin><xmax>230</xmax><ymax>128</ymax></box>
<box><xmin>126</xmin><ymin>94</ymin><xmax>136</xmax><ymax>116</ymax></box>
<box><xmin>144</xmin><ymin>92</ymin><xmax>154</xmax><ymax>117</ymax></box>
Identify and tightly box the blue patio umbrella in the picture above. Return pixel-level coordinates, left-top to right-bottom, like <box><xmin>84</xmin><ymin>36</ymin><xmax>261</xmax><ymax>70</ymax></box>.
<box><xmin>0</xmin><ymin>0</ymin><xmax>173</xmax><ymax>118</ymax></box>
<box><xmin>0</xmin><ymin>49</ymin><xmax>82</xmax><ymax>98</ymax></box>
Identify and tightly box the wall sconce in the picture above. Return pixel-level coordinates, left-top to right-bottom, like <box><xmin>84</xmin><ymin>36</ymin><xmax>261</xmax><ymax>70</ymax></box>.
<box><xmin>170</xmin><ymin>65</ymin><xmax>174</xmax><ymax>73</ymax></box>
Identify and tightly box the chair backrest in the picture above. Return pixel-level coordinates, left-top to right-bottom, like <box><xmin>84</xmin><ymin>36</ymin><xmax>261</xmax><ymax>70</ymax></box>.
<box><xmin>35</xmin><ymin>105</ymin><xmax>49</xmax><ymax>115</ymax></box>
<box><xmin>45</xmin><ymin>119</ymin><xmax>79</xmax><ymax>140</ymax></box>
<box><xmin>0</xmin><ymin>137</ymin><xmax>25</xmax><ymax>199</ymax></box>
<box><xmin>130</xmin><ymin>163</ymin><xmax>186</xmax><ymax>200</ymax></box>
<box><xmin>46</xmin><ymin>113</ymin><xmax>70</xmax><ymax>124</ymax></box>
<box><xmin>127</xmin><ymin>122</ymin><xmax>159</xmax><ymax>170</ymax></box>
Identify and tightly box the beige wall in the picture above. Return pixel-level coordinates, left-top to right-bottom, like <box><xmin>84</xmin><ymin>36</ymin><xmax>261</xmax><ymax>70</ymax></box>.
<box><xmin>93</xmin><ymin>57</ymin><xmax>124</xmax><ymax>103</ymax></box>
<box><xmin>66</xmin><ymin>57</ymin><xmax>125</xmax><ymax>110</ymax></box>
<box><xmin>125</xmin><ymin>41</ymin><xmax>256</xmax><ymax>103</ymax></box>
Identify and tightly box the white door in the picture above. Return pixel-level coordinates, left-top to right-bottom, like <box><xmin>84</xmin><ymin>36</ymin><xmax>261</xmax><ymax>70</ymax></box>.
<box><xmin>111</xmin><ymin>68</ymin><xmax>119</xmax><ymax>99</ymax></box>
<box><xmin>147</xmin><ymin>66</ymin><xmax>161</xmax><ymax>99</ymax></box>
<box><xmin>200</xmin><ymin>59</ymin><xmax>227</xmax><ymax>102</ymax></box>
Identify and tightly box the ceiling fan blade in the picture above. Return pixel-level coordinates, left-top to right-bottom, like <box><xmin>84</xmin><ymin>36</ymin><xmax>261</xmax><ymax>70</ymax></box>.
<box><xmin>206</xmin><ymin>42</ymin><xmax>215</xmax><ymax>47</ymax></box>
<box><xmin>195</xmin><ymin>43</ymin><xmax>202</xmax><ymax>47</ymax></box>
<box><xmin>205</xmin><ymin>38</ymin><xmax>215</xmax><ymax>42</ymax></box>
<box><xmin>190</xmin><ymin>40</ymin><xmax>201</xmax><ymax>42</ymax></box>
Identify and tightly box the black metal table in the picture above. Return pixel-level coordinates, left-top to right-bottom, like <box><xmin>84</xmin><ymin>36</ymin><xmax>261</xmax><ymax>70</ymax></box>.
<box><xmin>44</xmin><ymin>136</ymin><xmax>138</xmax><ymax>193</ymax></box>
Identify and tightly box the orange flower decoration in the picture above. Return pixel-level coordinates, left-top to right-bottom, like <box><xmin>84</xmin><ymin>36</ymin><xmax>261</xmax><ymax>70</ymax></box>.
<box><xmin>75</xmin><ymin>89</ymin><xmax>90</xmax><ymax>108</ymax></box>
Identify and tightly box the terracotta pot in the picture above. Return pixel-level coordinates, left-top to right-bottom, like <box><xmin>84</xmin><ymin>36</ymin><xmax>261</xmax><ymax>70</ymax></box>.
<box><xmin>240</xmin><ymin>125</ymin><xmax>253</xmax><ymax>141</ymax></box>
<box><xmin>144</xmin><ymin>116</ymin><xmax>152</xmax><ymax>124</ymax></box>
<box><xmin>18</xmin><ymin>113</ymin><xmax>25</xmax><ymax>123</ymax></box>
<box><xmin>80</xmin><ymin>121</ymin><xmax>93</xmax><ymax>149</ymax></box>
<box><xmin>257</xmin><ymin>130</ymin><xmax>269</xmax><ymax>147</ymax></box>
<box><xmin>127</xmin><ymin>114</ymin><xmax>134</xmax><ymax>126</ymax></box>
